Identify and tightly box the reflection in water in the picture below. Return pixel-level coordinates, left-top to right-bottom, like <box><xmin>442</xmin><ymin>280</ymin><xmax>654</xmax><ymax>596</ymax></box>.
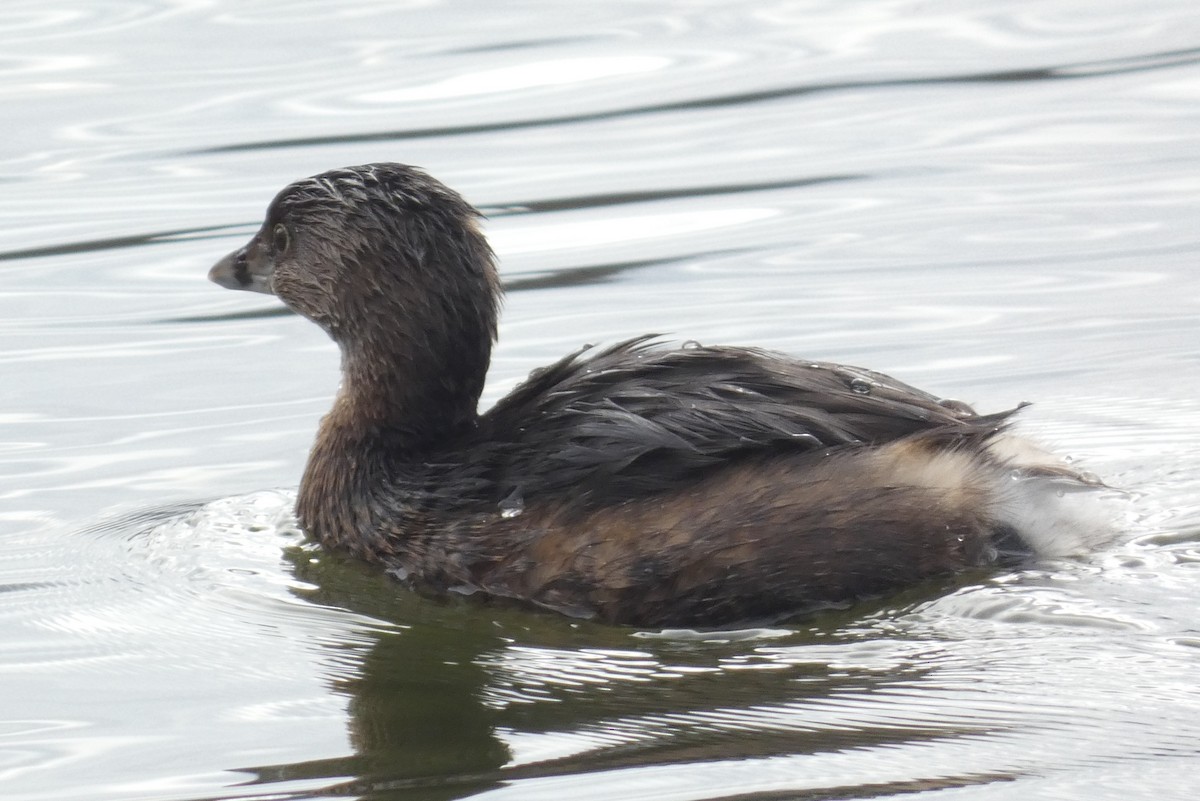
<box><xmin>206</xmin><ymin>511</ymin><xmax>1200</xmax><ymax>800</ymax></box>
<box><xmin>253</xmin><ymin>552</ymin><xmax>514</xmax><ymax>799</ymax></box>
<box><xmin>241</xmin><ymin>543</ymin><xmax>1000</xmax><ymax>799</ymax></box>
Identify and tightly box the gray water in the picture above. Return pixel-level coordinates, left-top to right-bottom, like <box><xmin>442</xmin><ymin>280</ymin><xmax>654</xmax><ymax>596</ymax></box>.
<box><xmin>2</xmin><ymin>2</ymin><xmax>1199</xmax><ymax>799</ymax></box>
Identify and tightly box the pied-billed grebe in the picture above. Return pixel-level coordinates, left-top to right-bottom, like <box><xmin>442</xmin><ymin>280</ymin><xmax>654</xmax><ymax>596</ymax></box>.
<box><xmin>209</xmin><ymin>163</ymin><xmax>1107</xmax><ymax>627</ymax></box>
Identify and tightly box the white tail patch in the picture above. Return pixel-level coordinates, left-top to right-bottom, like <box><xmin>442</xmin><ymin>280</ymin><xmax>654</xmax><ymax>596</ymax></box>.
<box><xmin>985</xmin><ymin>435</ymin><xmax>1121</xmax><ymax>558</ymax></box>
<box><xmin>873</xmin><ymin>434</ymin><xmax>1121</xmax><ymax>559</ymax></box>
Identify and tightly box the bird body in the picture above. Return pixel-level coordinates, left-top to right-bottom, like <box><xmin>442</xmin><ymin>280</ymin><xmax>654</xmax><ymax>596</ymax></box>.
<box><xmin>209</xmin><ymin>163</ymin><xmax>1107</xmax><ymax>626</ymax></box>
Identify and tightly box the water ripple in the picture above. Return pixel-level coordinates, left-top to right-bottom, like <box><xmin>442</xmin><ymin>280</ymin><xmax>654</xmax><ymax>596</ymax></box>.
<box><xmin>192</xmin><ymin>46</ymin><xmax>1200</xmax><ymax>154</ymax></box>
<box><xmin>2</xmin><ymin>1</ymin><xmax>1199</xmax><ymax>799</ymax></box>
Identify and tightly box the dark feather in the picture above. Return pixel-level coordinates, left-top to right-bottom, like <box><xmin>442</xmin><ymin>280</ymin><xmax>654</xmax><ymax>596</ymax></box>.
<box><xmin>479</xmin><ymin>336</ymin><xmax>1013</xmax><ymax>507</ymax></box>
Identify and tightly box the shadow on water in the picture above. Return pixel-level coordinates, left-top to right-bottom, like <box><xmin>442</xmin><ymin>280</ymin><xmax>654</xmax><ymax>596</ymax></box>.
<box><xmin>445</xmin><ymin>35</ymin><xmax>602</xmax><ymax>57</ymax></box>
<box><xmin>488</xmin><ymin>174</ymin><xmax>865</xmax><ymax>216</ymax></box>
<box><xmin>227</xmin><ymin>546</ymin><xmax>1020</xmax><ymax>801</ymax></box>
<box><xmin>502</xmin><ymin>253</ymin><xmax>723</xmax><ymax>293</ymax></box>
<box><xmin>188</xmin><ymin>47</ymin><xmax>1200</xmax><ymax>155</ymax></box>
<box><xmin>0</xmin><ymin>224</ymin><xmax>248</xmax><ymax>263</ymax></box>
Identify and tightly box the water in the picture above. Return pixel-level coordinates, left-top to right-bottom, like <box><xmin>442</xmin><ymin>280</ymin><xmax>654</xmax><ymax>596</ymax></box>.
<box><xmin>2</xmin><ymin>1</ymin><xmax>1199</xmax><ymax>799</ymax></box>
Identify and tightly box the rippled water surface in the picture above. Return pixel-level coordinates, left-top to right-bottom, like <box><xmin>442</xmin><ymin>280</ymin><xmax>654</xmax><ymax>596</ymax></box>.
<box><xmin>2</xmin><ymin>1</ymin><xmax>1199</xmax><ymax>799</ymax></box>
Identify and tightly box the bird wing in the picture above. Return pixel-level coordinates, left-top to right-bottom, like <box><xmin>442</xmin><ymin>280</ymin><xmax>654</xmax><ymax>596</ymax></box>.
<box><xmin>478</xmin><ymin>336</ymin><xmax>1015</xmax><ymax>506</ymax></box>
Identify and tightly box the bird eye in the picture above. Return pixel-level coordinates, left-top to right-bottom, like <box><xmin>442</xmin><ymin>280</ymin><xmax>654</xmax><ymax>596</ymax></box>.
<box><xmin>271</xmin><ymin>223</ymin><xmax>290</xmax><ymax>254</ymax></box>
